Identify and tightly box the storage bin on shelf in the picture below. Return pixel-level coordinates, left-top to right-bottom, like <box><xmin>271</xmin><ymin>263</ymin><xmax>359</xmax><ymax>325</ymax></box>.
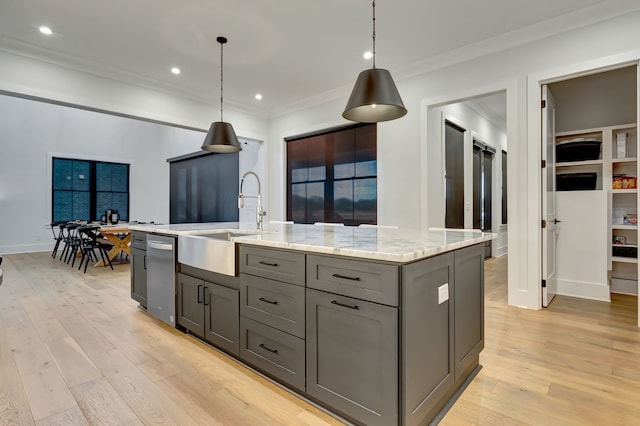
<box><xmin>612</xmin><ymin>245</ymin><xmax>638</xmax><ymax>258</ymax></box>
<box><xmin>556</xmin><ymin>138</ymin><xmax>602</xmax><ymax>162</ymax></box>
<box><xmin>556</xmin><ymin>172</ymin><xmax>597</xmax><ymax>191</ymax></box>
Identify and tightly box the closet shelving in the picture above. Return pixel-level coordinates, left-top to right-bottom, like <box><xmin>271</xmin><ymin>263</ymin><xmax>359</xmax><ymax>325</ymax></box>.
<box><xmin>556</xmin><ymin>123</ymin><xmax>638</xmax><ymax>294</ymax></box>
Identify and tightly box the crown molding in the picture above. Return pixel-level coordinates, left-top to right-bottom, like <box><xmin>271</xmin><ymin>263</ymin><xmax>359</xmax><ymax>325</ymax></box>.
<box><xmin>0</xmin><ymin>37</ymin><xmax>269</xmax><ymax>119</ymax></box>
<box><xmin>395</xmin><ymin>0</ymin><xmax>640</xmax><ymax>81</ymax></box>
<box><xmin>273</xmin><ymin>0</ymin><xmax>640</xmax><ymax>119</ymax></box>
<box><xmin>464</xmin><ymin>99</ymin><xmax>506</xmax><ymax>130</ymax></box>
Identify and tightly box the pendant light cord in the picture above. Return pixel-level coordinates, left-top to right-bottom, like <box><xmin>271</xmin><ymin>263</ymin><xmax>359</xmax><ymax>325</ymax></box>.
<box><xmin>372</xmin><ymin>0</ymin><xmax>376</xmax><ymax>68</ymax></box>
<box><xmin>220</xmin><ymin>40</ymin><xmax>224</xmax><ymax>121</ymax></box>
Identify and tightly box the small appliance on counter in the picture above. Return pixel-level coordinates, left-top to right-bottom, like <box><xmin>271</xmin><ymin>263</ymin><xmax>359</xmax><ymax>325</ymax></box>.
<box><xmin>104</xmin><ymin>209</ymin><xmax>120</xmax><ymax>224</ymax></box>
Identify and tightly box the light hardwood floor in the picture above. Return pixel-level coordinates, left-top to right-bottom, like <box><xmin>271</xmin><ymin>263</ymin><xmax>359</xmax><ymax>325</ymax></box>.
<box><xmin>0</xmin><ymin>253</ymin><xmax>638</xmax><ymax>425</ymax></box>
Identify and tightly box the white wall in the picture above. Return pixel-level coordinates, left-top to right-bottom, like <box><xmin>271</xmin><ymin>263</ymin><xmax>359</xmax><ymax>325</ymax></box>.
<box><xmin>0</xmin><ymin>49</ymin><xmax>268</xmax><ymax>255</ymax></box>
<box><xmin>0</xmin><ymin>95</ymin><xmax>190</xmax><ymax>253</ymax></box>
<box><xmin>0</xmin><ymin>94</ymin><xmax>265</xmax><ymax>254</ymax></box>
<box><xmin>267</xmin><ymin>10</ymin><xmax>640</xmax><ymax>310</ymax></box>
<box><xmin>427</xmin><ymin>101</ymin><xmax>508</xmax><ymax>257</ymax></box>
<box><xmin>238</xmin><ymin>138</ymin><xmax>266</xmax><ymax>225</ymax></box>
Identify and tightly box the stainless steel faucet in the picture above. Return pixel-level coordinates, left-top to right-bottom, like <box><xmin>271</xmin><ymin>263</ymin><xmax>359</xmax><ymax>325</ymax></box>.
<box><xmin>238</xmin><ymin>171</ymin><xmax>266</xmax><ymax>230</ymax></box>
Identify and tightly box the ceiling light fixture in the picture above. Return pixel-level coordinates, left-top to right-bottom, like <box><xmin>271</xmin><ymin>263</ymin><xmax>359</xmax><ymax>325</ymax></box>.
<box><xmin>201</xmin><ymin>36</ymin><xmax>242</xmax><ymax>153</ymax></box>
<box><xmin>171</xmin><ymin>67</ymin><xmax>181</xmax><ymax>75</ymax></box>
<box><xmin>363</xmin><ymin>51</ymin><xmax>373</xmax><ymax>60</ymax></box>
<box><xmin>255</xmin><ymin>94</ymin><xmax>262</xmax><ymax>100</ymax></box>
<box><xmin>39</xmin><ymin>26</ymin><xmax>52</xmax><ymax>35</ymax></box>
<box><xmin>342</xmin><ymin>1</ymin><xmax>406</xmax><ymax>123</ymax></box>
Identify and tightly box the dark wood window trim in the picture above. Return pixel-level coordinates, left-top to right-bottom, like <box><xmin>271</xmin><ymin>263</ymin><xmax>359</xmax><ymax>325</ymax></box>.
<box><xmin>286</xmin><ymin>123</ymin><xmax>377</xmax><ymax>225</ymax></box>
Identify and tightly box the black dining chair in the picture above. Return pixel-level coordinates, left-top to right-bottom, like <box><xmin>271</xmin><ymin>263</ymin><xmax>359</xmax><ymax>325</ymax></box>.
<box><xmin>58</xmin><ymin>223</ymin><xmax>73</xmax><ymax>261</ymax></box>
<box><xmin>50</xmin><ymin>222</ymin><xmax>64</xmax><ymax>258</ymax></box>
<box><xmin>77</xmin><ymin>226</ymin><xmax>113</xmax><ymax>272</ymax></box>
<box><xmin>62</xmin><ymin>223</ymin><xmax>83</xmax><ymax>265</ymax></box>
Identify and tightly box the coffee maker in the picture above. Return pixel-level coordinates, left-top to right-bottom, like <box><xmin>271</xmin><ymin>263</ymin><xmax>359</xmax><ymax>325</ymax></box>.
<box><xmin>105</xmin><ymin>209</ymin><xmax>119</xmax><ymax>224</ymax></box>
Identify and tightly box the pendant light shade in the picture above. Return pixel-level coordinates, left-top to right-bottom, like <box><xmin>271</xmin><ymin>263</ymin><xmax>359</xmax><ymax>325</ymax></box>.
<box><xmin>202</xmin><ymin>36</ymin><xmax>242</xmax><ymax>153</ymax></box>
<box><xmin>343</xmin><ymin>68</ymin><xmax>406</xmax><ymax>123</ymax></box>
<box><xmin>202</xmin><ymin>121</ymin><xmax>240</xmax><ymax>153</ymax></box>
<box><xmin>342</xmin><ymin>1</ymin><xmax>406</xmax><ymax>123</ymax></box>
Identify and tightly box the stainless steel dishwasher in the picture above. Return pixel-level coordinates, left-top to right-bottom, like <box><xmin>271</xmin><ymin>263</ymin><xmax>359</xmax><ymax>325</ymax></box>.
<box><xmin>146</xmin><ymin>235</ymin><xmax>177</xmax><ymax>326</ymax></box>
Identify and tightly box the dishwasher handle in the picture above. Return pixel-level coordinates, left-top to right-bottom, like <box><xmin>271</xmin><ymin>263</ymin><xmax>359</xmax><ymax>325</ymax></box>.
<box><xmin>147</xmin><ymin>241</ymin><xmax>174</xmax><ymax>251</ymax></box>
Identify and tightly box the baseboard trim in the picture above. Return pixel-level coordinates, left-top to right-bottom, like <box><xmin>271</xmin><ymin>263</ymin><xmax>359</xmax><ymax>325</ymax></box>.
<box><xmin>556</xmin><ymin>278</ymin><xmax>610</xmax><ymax>302</ymax></box>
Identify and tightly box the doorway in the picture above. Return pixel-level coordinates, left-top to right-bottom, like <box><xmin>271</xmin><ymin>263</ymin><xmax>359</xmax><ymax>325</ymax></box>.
<box><xmin>473</xmin><ymin>140</ymin><xmax>495</xmax><ymax>258</ymax></box>
<box><xmin>429</xmin><ymin>91</ymin><xmax>508</xmax><ymax>259</ymax></box>
<box><xmin>540</xmin><ymin>65</ymin><xmax>638</xmax><ymax>312</ymax></box>
<box><xmin>445</xmin><ymin>121</ymin><xmax>465</xmax><ymax>229</ymax></box>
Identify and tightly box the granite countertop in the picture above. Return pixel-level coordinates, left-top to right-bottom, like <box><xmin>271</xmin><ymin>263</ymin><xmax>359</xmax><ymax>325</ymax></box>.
<box><xmin>129</xmin><ymin>222</ymin><xmax>495</xmax><ymax>263</ymax></box>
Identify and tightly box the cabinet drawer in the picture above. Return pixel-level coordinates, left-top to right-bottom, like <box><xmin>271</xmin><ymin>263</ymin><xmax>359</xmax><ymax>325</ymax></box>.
<box><xmin>307</xmin><ymin>255</ymin><xmax>399</xmax><ymax>306</ymax></box>
<box><xmin>131</xmin><ymin>231</ymin><xmax>147</xmax><ymax>250</ymax></box>
<box><xmin>239</xmin><ymin>316</ymin><xmax>305</xmax><ymax>391</ymax></box>
<box><xmin>239</xmin><ymin>246</ymin><xmax>305</xmax><ymax>286</ymax></box>
<box><xmin>240</xmin><ymin>274</ymin><xmax>305</xmax><ymax>338</ymax></box>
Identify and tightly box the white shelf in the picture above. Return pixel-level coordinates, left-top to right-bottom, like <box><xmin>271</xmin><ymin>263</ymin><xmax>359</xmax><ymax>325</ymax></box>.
<box><xmin>612</xmin><ymin>244</ymin><xmax>638</xmax><ymax>248</ymax></box>
<box><xmin>611</xmin><ymin>224</ymin><xmax>638</xmax><ymax>230</ymax></box>
<box><xmin>612</xmin><ymin>256</ymin><xmax>638</xmax><ymax>264</ymax></box>
<box><xmin>612</xmin><ymin>157</ymin><xmax>637</xmax><ymax>163</ymax></box>
<box><xmin>611</xmin><ymin>189</ymin><xmax>638</xmax><ymax>194</ymax></box>
<box><xmin>556</xmin><ymin>159</ymin><xmax>603</xmax><ymax>168</ymax></box>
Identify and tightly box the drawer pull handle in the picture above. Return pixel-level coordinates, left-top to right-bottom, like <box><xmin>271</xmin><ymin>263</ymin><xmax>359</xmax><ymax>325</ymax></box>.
<box><xmin>258</xmin><ymin>297</ymin><xmax>279</xmax><ymax>305</ymax></box>
<box><xmin>259</xmin><ymin>261</ymin><xmax>279</xmax><ymax>267</ymax></box>
<box><xmin>197</xmin><ymin>284</ymin><xmax>202</xmax><ymax>304</ymax></box>
<box><xmin>259</xmin><ymin>343</ymin><xmax>279</xmax><ymax>354</ymax></box>
<box><xmin>331</xmin><ymin>300</ymin><xmax>359</xmax><ymax>310</ymax></box>
<box><xmin>332</xmin><ymin>273</ymin><xmax>361</xmax><ymax>281</ymax></box>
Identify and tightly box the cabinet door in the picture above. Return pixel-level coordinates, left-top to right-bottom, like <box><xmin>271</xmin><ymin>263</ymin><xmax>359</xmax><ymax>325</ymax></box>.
<box><xmin>401</xmin><ymin>252</ymin><xmax>454</xmax><ymax>426</ymax></box>
<box><xmin>131</xmin><ymin>247</ymin><xmax>147</xmax><ymax>308</ymax></box>
<box><xmin>454</xmin><ymin>244</ymin><xmax>484</xmax><ymax>381</ymax></box>
<box><xmin>176</xmin><ymin>273</ymin><xmax>205</xmax><ymax>337</ymax></box>
<box><xmin>306</xmin><ymin>288</ymin><xmax>398</xmax><ymax>426</ymax></box>
<box><xmin>204</xmin><ymin>282</ymin><xmax>240</xmax><ymax>356</ymax></box>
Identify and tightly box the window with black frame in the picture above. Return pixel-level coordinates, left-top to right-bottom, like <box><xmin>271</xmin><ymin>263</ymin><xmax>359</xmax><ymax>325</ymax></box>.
<box><xmin>286</xmin><ymin>123</ymin><xmax>377</xmax><ymax>225</ymax></box>
<box><xmin>52</xmin><ymin>157</ymin><xmax>129</xmax><ymax>222</ymax></box>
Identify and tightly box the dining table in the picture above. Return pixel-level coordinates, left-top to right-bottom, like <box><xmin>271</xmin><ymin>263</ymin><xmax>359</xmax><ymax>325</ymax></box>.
<box><xmin>96</xmin><ymin>224</ymin><xmax>131</xmax><ymax>266</ymax></box>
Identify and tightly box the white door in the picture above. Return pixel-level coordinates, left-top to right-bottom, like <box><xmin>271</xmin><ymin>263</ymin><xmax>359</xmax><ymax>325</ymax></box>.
<box><xmin>542</xmin><ymin>85</ymin><xmax>558</xmax><ymax>307</ymax></box>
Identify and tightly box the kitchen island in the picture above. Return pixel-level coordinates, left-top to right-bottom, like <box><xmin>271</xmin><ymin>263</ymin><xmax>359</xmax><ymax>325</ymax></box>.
<box><xmin>128</xmin><ymin>222</ymin><xmax>493</xmax><ymax>426</ymax></box>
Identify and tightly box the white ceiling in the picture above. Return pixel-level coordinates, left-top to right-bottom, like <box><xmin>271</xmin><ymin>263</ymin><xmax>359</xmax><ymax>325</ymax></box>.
<box><xmin>1</xmin><ymin>0</ymin><xmax>638</xmax><ymax>118</ymax></box>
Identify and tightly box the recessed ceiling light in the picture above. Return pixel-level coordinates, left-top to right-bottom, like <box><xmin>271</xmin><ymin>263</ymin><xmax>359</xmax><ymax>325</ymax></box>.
<box><xmin>171</xmin><ymin>67</ymin><xmax>181</xmax><ymax>75</ymax></box>
<box><xmin>363</xmin><ymin>51</ymin><xmax>373</xmax><ymax>60</ymax></box>
<box><xmin>255</xmin><ymin>94</ymin><xmax>263</xmax><ymax>100</ymax></box>
<box><xmin>39</xmin><ymin>26</ymin><xmax>53</xmax><ymax>35</ymax></box>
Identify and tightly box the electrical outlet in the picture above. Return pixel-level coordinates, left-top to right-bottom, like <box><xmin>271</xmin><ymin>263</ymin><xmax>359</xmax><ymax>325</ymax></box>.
<box><xmin>438</xmin><ymin>283</ymin><xmax>449</xmax><ymax>304</ymax></box>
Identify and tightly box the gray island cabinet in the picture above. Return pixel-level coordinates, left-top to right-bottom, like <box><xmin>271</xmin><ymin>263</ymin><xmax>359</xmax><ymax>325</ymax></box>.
<box><xmin>130</xmin><ymin>231</ymin><xmax>147</xmax><ymax>307</ymax></box>
<box><xmin>128</xmin><ymin>223</ymin><xmax>490</xmax><ymax>426</ymax></box>
<box><xmin>176</xmin><ymin>266</ymin><xmax>240</xmax><ymax>356</ymax></box>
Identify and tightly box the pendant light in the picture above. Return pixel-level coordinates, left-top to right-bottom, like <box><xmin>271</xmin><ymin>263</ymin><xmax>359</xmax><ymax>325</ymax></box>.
<box><xmin>342</xmin><ymin>1</ymin><xmax>406</xmax><ymax>123</ymax></box>
<box><xmin>201</xmin><ymin>36</ymin><xmax>242</xmax><ymax>153</ymax></box>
